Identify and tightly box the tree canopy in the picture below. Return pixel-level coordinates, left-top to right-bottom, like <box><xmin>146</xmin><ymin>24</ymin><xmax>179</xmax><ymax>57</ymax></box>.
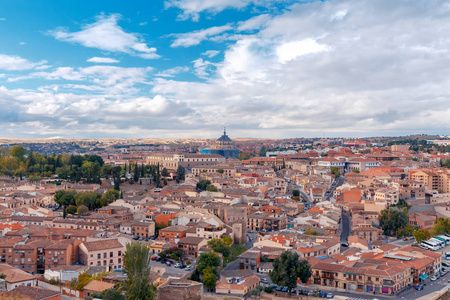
<box><xmin>270</xmin><ymin>251</ymin><xmax>312</xmax><ymax>291</ymax></box>
<box><xmin>378</xmin><ymin>208</ymin><xmax>409</xmax><ymax>236</ymax></box>
<box><xmin>122</xmin><ymin>242</ymin><xmax>156</xmax><ymax>300</ymax></box>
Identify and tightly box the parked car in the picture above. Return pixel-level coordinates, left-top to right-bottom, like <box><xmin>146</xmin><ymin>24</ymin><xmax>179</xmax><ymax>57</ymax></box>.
<box><xmin>415</xmin><ymin>284</ymin><xmax>424</xmax><ymax>290</ymax></box>
<box><xmin>166</xmin><ymin>261</ymin><xmax>172</xmax><ymax>267</ymax></box>
<box><xmin>431</xmin><ymin>276</ymin><xmax>437</xmax><ymax>281</ymax></box>
<box><xmin>260</xmin><ymin>278</ymin><xmax>268</xmax><ymax>283</ymax></box>
<box><xmin>275</xmin><ymin>286</ymin><xmax>283</xmax><ymax>291</ymax></box>
<box><xmin>326</xmin><ymin>293</ymin><xmax>334</xmax><ymax>298</ymax></box>
<box><xmin>281</xmin><ymin>287</ymin><xmax>289</xmax><ymax>293</ymax></box>
<box><xmin>151</xmin><ymin>255</ymin><xmax>158</xmax><ymax>261</ymax></box>
<box><xmin>139</xmin><ymin>237</ymin><xmax>144</xmax><ymax>241</ymax></box>
<box><xmin>442</xmin><ymin>262</ymin><xmax>450</xmax><ymax>267</ymax></box>
<box><xmin>155</xmin><ymin>257</ymin><xmax>161</xmax><ymax>261</ymax></box>
<box><xmin>319</xmin><ymin>292</ymin><xmax>327</xmax><ymax>298</ymax></box>
<box><xmin>132</xmin><ymin>235</ymin><xmax>139</xmax><ymax>240</ymax></box>
<box><xmin>160</xmin><ymin>259</ymin><xmax>167</xmax><ymax>264</ymax></box>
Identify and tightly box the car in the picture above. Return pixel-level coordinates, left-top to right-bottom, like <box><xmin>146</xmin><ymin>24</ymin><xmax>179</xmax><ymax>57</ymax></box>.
<box><xmin>415</xmin><ymin>284</ymin><xmax>424</xmax><ymax>290</ymax></box>
<box><xmin>281</xmin><ymin>287</ymin><xmax>289</xmax><ymax>293</ymax></box>
<box><xmin>139</xmin><ymin>237</ymin><xmax>144</xmax><ymax>241</ymax></box>
<box><xmin>185</xmin><ymin>266</ymin><xmax>194</xmax><ymax>271</ymax></box>
<box><xmin>326</xmin><ymin>293</ymin><xmax>334</xmax><ymax>299</ymax></box>
<box><xmin>275</xmin><ymin>286</ymin><xmax>283</xmax><ymax>291</ymax></box>
<box><xmin>151</xmin><ymin>256</ymin><xmax>158</xmax><ymax>261</ymax></box>
<box><xmin>145</xmin><ymin>237</ymin><xmax>150</xmax><ymax>241</ymax></box>
<box><xmin>160</xmin><ymin>258</ymin><xmax>167</xmax><ymax>264</ymax></box>
<box><xmin>319</xmin><ymin>292</ymin><xmax>327</xmax><ymax>298</ymax></box>
<box><xmin>431</xmin><ymin>276</ymin><xmax>437</xmax><ymax>281</ymax></box>
<box><xmin>302</xmin><ymin>290</ymin><xmax>308</xmax><ymax>295</ymax></box>
<box><xmin>166</xmin><ymin>262</ymin><xmax>171</xmax><ymax>267</ymax></box>
<box><xmin>174</xmin><ymin>263</ymin><xmax>181</xmax><ymax>268</ymax></box>
<box><xmin>260</xmin><ymin>278</ymin><xmax>268</xmax><ymax>283</ymax></box>
<box><xmin>308</xmin><ymin>290</ymin><xmax>314</xmax><ymax>296</ymax></box>
<box><xmin>441</xmin><ymin>272</ymin><xmax>446</xmax><ymax>277</ymax></box>
<box><xmin>132</xmin><ymin>235</ymin><xmax>139</xmax><ymax>240</ymax></box>
<box><xmin>443</xmin><ymin>262</ymin><xmax>450</xmax><ymax>267</ymax></box>
<box><xmin>436</xmin><ymin>273</ymin><xmax>441</xmax><ymax>279</ymax></box>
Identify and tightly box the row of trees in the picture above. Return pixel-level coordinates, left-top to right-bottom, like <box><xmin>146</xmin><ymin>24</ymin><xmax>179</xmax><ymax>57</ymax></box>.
<box><xmin>54</xmin><ymin>189</ymin><xmax>120</xmax><ymax>216</ymax></box>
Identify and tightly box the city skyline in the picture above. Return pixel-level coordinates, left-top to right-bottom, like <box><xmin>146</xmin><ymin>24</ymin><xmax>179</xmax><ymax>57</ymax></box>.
<box><xmin>0</xmin><ymin>0</ymin><xmax>449</xmax><ymax>139</ymax></box>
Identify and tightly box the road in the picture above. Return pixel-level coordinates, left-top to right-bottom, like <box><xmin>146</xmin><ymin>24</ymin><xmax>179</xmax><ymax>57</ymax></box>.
<box><xmin>340</xmin><ymin>212</ymin><xmax>351</xmax><ymax>244</ymax></box>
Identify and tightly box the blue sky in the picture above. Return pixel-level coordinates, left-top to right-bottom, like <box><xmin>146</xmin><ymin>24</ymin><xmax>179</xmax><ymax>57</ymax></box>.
<box><xmin>0</xmin><ymin>0</ymin><xmax>449</xmax><ymax>139</ymax></box>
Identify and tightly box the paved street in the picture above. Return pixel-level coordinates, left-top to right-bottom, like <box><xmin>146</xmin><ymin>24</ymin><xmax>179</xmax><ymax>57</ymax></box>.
<box><xmin>340</xmin><ymin>212</ymin><xmax>351</xmax><ymax>244</ymax></box>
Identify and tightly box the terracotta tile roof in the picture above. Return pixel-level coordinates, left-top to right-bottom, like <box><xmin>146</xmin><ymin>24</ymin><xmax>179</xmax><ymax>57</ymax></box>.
<box><xmin>83</xmin><ymin>279</ymin><xmax>115</xmax><ymax>292</ymax></box>
<box><xmin>10</xmin><ymin>286</ymin><xmax>60</xmax><ymax>300</ymax></box>
<box><xmin>0</xmin><ymin>263</ymin><xmax>36</xmax><ymax>283</ymax></box>
<box><xmin>82</xmin><ymin>239</ymin><xmax>123</xmax><ymax>251</ymax></box>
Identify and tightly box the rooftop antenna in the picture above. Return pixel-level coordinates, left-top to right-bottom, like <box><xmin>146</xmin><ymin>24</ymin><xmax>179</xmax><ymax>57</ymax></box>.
<box><xmin>224</xmin><ymin>126</ymin><xmax>226</xmax><ymax>135</ymax></box>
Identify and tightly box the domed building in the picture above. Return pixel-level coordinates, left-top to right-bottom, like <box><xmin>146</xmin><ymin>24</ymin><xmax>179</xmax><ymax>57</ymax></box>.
<box><xmin>201</xmin><ymin>128</ymin><xmax>240</xmax><ymax>159</ymax></box>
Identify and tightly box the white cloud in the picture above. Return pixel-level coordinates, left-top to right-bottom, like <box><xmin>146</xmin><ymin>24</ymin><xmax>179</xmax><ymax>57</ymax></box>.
<box><xmin>48</xmin><ymin>14</ymin><xmax>159</xmax><ymax>59</ymax></box>
<box><xmin>165</xmin><ymin>0</ymin><xmax>254</xmax><ymax>21</ymax></box>
<box><xmin>171</xmin><ymin>25</ymin><xmax>233</xmax><ymax>47</ymax></box>
<box><xmin>155</xmin><ymin>66</ymin><xmax>189</xmax><ymax>77</ymax></box>
<box><xmin>19</xmin><ymin>42</ymin><xmax>26</xmax><ymax>46</ymax></box>
<box><xmin>202</xmin><ymin>50</ymin><xmax>220</xmax><ymax>58</ymax></box>
<box><xmin>87</xmin><ymin>57</ymin><xmax>120</xmax><ymax>63</ymax></box>
<box><xmin>0</xmin><ymin>54</ymin><xmax>46</xmax><ymax>71</ymax></box>
<box><xmin>139</xmin><ymin>22</ymin><xmax>148</xmax><ymax>26</ymax></box>
<box><xmin>0</xmin><ymin>18</ymin><xmax>5</xmax><ymax>21</ymax></box>
<box><xmin>276</xmin><ymin>39</ymin><xmax>330</xmax><ymax>63</ymax></box>
<box><xmin>237</xmin><ymin>14</ymin><xmax>270</xmax><ymax>31</ymax></box>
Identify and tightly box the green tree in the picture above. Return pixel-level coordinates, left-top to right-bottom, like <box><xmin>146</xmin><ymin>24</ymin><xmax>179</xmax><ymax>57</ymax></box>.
<box><xmin>396</xmin><ymin>224</ymin><xmax>415</xmax><ymax>238</ymax></box>
<box><xmin>292</xmin><ymin>190</ymin><xmax>300</xmax><ymax>197</ymax></box>
<box><xmin>202</xmin><ymin>268</ymin><xmax>217</xmax><ymax>290</ymax></box>
<box><xmin>207</xmin><ymin>238</ymin><xmax>230</xmax><ymax>257</ymax></box>
<box><xmin>270</xmin><ymin>251</ymin><xmax>312</xmax><ymax>292</ymax></box>
<box><xmin>161</xmin><ymin>168</ymin><xmax>169</xmax><ymax>177</ymax></box>
<box><xmin>413</xmin><ymin>229</ymin><xmax>432</xmax><ymax>243</ymax></box>
<box><xmin>432</xmin><ymin>217</ymin><xmax>450</xmax><ymax>236</ymax></box>
<box><xmin>259</xmin><ymin>146</ymin><xmax>267</xmax><ymax>157</ymax></box>
<box><xmin>54</xmin><ymin>190</ymin><xmax>77</xmax><ymax>207</ymax></box>
<box><xmin>92</xmin><ymin>289</ymin><xmax>124</xmax><ymax>300</ymax></box>
<box><xmin>221</xmin><ymin>236</ymin><xmax>233</xmax><ymax>246</ymax></box>
<box><xmin>66</xmin><ymin>205</ymin><xmax>77</xmax><ymax>215</ymax></box>
<box><xmin>75</xmin><ymin>191</ymin><xmax>99</xmax><ymax>210</ymax></box>
<box><xmin>197</xmin><ymin>179</ymin><xmax>211</xmax><ymax>190</ymax></box>
<box><xmin>122</xmin><ymin>242</ymin><xmax>157</xmax><ymax>300</ymax></box>
<box><xmin>206</xmin><ymin>184</ymin><xmax>218</xmax><ymax>192</ymax></box>
<box><xmin>330</xmin><ymin>167</ymin><xmax>340</xmax><ymax>178</ymax></box>
<box><xmin>9</xmin><ymin>145</ymin><xmax>27</xmax><ymax>162</ymax></box>
<box><xmin>77</xmin><ymin>205</ymin><xmax>89</xmax><ymax>215</ymax></box>
<box><xmin>176</xmin><ymin>165</ymin><xmax>185</xmax><ymax>181</ymax></box>
<box><xmin>304</xmin><ymin>228</ymin><xmax>318</xmax><ymax>236</ymax></box>
<box><xmin>217</xmin><ymin>168</ymin><xmax>224</xmax><ymax>174</ymax></box>
<box><xmin>100</xmin><ymin>189</ymin><xmax>120</xmax><ymax>207</ymax></box>
<box><xmin>378</xmin><ymin>208</ymin><xmax>409</xmax><ymax>236</ymax></box>
<box><xmin>197</xmin><ymin>252</ymin><xmax>221</xmax><ymax>275</ymax></box>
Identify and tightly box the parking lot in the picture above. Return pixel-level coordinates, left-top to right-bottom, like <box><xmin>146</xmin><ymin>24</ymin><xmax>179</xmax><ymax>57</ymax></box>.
<box><xmin>149</xmin><ymin>257</ymin><xmax>194</xmax><ymax>277</ymax></box>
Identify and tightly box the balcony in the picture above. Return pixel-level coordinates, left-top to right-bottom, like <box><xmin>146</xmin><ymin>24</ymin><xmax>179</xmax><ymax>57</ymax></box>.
<box><xmin>322</xmin><ymin>274</ymin><xmax>335</xmax><ymax>279</ymax></box>
<box><xmin>383</xmin><ymin>280</ymin><xmax>395</xmax><ymax>287</ymax></box>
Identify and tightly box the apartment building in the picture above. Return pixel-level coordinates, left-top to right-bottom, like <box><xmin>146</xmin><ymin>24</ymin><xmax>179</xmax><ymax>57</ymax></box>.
<box><xmin>311</xmin><ymin>259</ymin><xmax>413</xmax><ymax>295</ymax></box>
<box><xmin>177</xmin><ymin>237</ymin><xmax>207</xmax><ymax>259</ymax></box>
<box><xmin>158</xmin><ymin>225</ymin><xmax>188</xmax><ymax>243</ymax></box>
<box><xmin>78</xmin><ymin>239</ymin><xmax>125</xmax><ymax>270</ymax></box>
<box><xmin>410</xmin><ymin>169</ymin><xmax>450</xmax><ymax>193</ymax></box>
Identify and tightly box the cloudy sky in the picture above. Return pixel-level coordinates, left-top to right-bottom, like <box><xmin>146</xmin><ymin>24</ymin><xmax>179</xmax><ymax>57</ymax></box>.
<box><xmin>0</xmin><ymin>0</ymin><xmax>449</xmax><ymax>139</ymax></box>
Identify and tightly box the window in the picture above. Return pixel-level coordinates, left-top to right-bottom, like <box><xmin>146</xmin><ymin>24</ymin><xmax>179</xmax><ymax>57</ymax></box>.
<box><xmin>97</xmin><ymin>254</ymin><xmax>101</xmax><ymax>259</ymax></box>
<box><xmin>103</xmin><ymin>253</ymin><xmax>107</xmax><ymax>258</ymax></box>
<box><xmin>118</xmin><ymin>251</ymin><xmax>122</xmax><ymax>256</ymax></box>
<box><xmin>110</xmin><ymin>252</ymin><xmax>113</xmax><ymax>257</ymax></box>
